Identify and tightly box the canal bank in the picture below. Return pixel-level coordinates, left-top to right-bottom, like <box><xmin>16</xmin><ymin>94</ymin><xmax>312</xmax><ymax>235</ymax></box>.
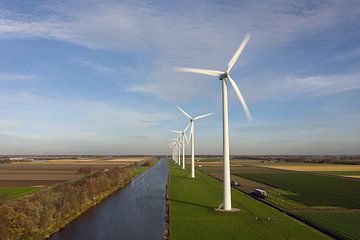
<box><xmin>50</xmin><ymin>159</ymin><xmax>168</xmax><ymax>240</ymax></box>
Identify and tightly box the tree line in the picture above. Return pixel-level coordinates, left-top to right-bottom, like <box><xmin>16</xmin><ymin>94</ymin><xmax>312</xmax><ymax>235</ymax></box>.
<box><xmin>0</xmin><ymin>166</ymin><xmax>133</xmax><ymax>240</ymax></box>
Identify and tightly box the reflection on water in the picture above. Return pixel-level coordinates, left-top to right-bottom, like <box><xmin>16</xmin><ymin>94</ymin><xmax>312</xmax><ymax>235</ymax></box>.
<box><xmin>50</xmin><ymin>159</ymin><xmax>168</xmax><ymax>240</ymax></box>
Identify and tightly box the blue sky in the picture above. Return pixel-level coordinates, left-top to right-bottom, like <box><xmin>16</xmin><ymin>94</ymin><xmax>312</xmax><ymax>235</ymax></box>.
<box><xmin>0</xmin><ymin>0</ymin><xmax>359</xmax><ymax>155</ymax></box>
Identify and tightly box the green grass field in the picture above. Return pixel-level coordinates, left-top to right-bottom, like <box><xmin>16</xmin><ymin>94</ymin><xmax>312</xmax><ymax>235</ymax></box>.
<box><xmin>169</xmin><ymin>162</ymin><xmax>329</xmax><ymax>240</ymax></box>
<box><xmin>297</xmin><ymin>211</ymin><xmax>360</xmax><ymax>240</ymax></box>
<box><xmin>236</xmin><ymin>171</ymin><xmax>360</xmax><ymax>208</ymax></box>
<box><xmin>0</xmin><ymin>186</ymin><xmax>39</xmax><ymax>200</ymax></box>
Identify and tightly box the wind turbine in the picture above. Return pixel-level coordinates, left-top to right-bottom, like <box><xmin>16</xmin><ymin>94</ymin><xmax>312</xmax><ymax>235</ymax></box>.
<box><xmin>174</xmin><ymin>34</ymin><xmax>252</xmax><ymax>211</ymax></box>
<box><xmin>171</xmin><ymin>125</ymin><xmax>190</xmax><ymax>170</ymax></box>
<box><xmin>176</xmin><ymin>105</ymin><xmax>213</xmax><ymax>178</ymax></box>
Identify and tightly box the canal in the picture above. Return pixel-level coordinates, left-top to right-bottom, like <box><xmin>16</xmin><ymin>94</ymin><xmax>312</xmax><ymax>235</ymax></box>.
<box><xmin>50</xmin><ymin>159</ymin><xmax>168</xmax><ymax>240</ymax></box>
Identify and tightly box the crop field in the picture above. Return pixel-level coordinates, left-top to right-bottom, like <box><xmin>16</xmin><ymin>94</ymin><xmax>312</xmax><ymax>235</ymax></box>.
<box><xmin>236</xmin><ymin>171</ymin><xmax>360</xmax><ymax>208</ymax></box>
<box><xmin>200</xmin><ymin>160</ymin><xmax>360</xmax><ymax>240</ymax></box>
<box><xmin>169</xmin><ymin>162</ymin><xmax>328</xmax><ymax>240</ymax></box>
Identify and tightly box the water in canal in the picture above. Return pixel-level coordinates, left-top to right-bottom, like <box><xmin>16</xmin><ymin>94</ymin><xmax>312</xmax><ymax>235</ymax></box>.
<box><xmin>50</xmin><ymin>159</ymin><xmax>168</xmax><ymax>240</ymax></box>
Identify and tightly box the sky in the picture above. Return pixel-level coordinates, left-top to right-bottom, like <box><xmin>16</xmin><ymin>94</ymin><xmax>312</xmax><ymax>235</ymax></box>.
<box><xmin>0</xmin><ymin>0</ymin><xmax>360</xmax><ymax>155</ymax></box>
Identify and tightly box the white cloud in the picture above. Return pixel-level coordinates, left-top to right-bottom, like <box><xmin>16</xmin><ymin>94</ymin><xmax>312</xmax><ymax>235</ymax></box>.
<box><xmin>76</xmin><ymin>60</ymin><xmax>113</xmax><ymax>74</ymax></box>
<box><xmin>247</xmin><ymin>73</ymin><xmax>360</xmax><ymax>102</ymax></box>
<box><xmin>0</xmin><ymin>73</ymin><xmax>37</xmax><ymax>81</ymax></box>
<box><xmin>1</xmin><ymin>0</ymin><xmax>359</xmax><ymax>102</ymax></box>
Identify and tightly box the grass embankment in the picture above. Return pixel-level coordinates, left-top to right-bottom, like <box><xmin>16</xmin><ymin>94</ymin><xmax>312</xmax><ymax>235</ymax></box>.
<box><xmin>169</xmin><ymin>162</ymin><xmax>328</xmax><ymax>240</ymax></box>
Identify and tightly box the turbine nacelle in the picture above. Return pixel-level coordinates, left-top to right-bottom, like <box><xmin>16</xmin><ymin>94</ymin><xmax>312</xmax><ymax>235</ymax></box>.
<box><xmin>219</xmin><ymin>72</ymin><xmax>228</xmax><ymax>81</ymax></box>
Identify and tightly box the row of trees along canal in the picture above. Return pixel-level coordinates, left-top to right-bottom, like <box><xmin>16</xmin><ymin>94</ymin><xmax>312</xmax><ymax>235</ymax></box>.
<box><xmin>0</xmin><ymin>164</ymin><xmax>141</xmax><ymax>240</ymax></box>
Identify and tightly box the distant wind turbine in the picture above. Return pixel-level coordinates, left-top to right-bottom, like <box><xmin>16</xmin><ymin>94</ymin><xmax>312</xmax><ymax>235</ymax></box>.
<box><xmin>171</xmin><ymin>125</ymin><xmax>190</xmax><ymax>170</ymax></box>
<box><xmin>174</xmin><ymin>34</ymin><xmax>253</xmax><ymax>211</ymax></box>
<box><xmin>170</xmin><ymin>138</ymin><xmax>181</xmax><ymax>165</ymax></box>
<box><xmin>169</xmin><ymin>142</ymin><xmax>177</xmax><ymax>162</ymax></box>
<box><xmin>176</xmin><ymin>105</ymin><xmax>213</xmax><ymax>178</ymax></box>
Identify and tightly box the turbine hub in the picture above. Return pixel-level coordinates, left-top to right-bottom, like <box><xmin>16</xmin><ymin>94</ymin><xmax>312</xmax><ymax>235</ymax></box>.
<box><xmin>219</xmin><ymin>72</ymin><xmax>228</xmax><ymax>80</ymax></box>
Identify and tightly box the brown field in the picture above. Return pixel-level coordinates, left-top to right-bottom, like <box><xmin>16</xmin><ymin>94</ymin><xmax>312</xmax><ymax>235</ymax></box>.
<box><xmin>0</xmin><ymin>157</ymin><xmax>149</xmax><ymax>187</ymax></box>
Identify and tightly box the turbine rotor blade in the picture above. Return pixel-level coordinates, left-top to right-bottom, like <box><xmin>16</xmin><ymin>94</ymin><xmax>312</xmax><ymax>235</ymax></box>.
<box><xmin>194</xmin><ymin>112</ymin><xmax>214</xmax><ymax>120</ymax></box>
<box><xmin>176</xmin><ymin>105</ymin><xmax>192</xmax><ymax>119</ymax></box>
<box><xmin>174</xmin><ymin>67</ymin><xmax>223</xmax><ymax>77</ymax></box>
<box><xmin>184</xmin><ymin>122</ymin><xmax>191</xmax><ymax>133</ymax></box>
<box><xmin>184</xmin><ymin>133</ymin><xmax>189</xmax><ymax>145</ymax></box>
<box><xmin>228</xmin><ymin>75</ymin><xmax>253</xmax><ymax>122</ymax></box>
<box><xmin>226</xmin><ymin>34</ymin><xmax>251</xmax><ymax>73</ymax></box>
<box><xmin>171</xmin><ymin>130</ymin><xmax>182</xmax><ymax>134</ymax></box>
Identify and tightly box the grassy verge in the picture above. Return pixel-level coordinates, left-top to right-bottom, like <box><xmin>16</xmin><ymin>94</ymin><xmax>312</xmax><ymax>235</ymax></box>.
<box><xmin>133</xmin><ymin>165</ymin><xmax>151</xmax><ymax>177</ymax></box>
<box><xmin>169</xmin><ymin>162</ymin><xmax>329</xmax><ymax>240</ymax></box>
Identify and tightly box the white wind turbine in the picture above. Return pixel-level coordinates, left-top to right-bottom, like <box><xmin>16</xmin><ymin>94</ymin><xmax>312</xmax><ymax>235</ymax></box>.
<box><xmin>176</xmin><ymin>105</ymin><xmax>213</xmax><ymax>178</ymax></box>
<box><xmin>174</xmin><ymin>34</ymin><xmax>252</xmax><ymax>211</ymax></box>
<box><xmin>171</xmin><ymin>125</ymin><xmax>190</xmax><ymax>170</ymax></box>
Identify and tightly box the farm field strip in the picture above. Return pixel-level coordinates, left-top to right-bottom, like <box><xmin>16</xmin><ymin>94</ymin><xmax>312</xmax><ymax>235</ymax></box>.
<box><xmin>257</xmin><ymin>164</ymin><xmax>360</xmax><ymax>172</ymax></box>
<box><xmin>0</xmin><ymin>186</ymin><xmax>39</xmax><ymax>200</ymax></box>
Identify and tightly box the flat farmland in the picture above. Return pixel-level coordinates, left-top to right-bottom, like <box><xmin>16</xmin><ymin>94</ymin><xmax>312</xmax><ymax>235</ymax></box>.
<box><xmin>0</xmin><ymin>157</ymin><xmax>150</xmax><ymax>199</ymax></box>
<box><xmin>297</xmin><ymin>210</ymin><xmax>360</xmax><ymax>240</ymax></box>
<box><xmin>233</xmin><ymin>167</ymin><xmax>360</xmax><ymax>209</ymax></box>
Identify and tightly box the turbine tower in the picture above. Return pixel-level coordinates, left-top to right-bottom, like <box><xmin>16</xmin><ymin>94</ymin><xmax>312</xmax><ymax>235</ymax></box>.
<box><xmin>176</xmin><ymin>105</ymin><xmax>213</xmax><ymax>178</ymax></box>
<box><xmin>174</xmin><ymin>34</ymin><xmax>252</xmax><ymax>211</ymax></box>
